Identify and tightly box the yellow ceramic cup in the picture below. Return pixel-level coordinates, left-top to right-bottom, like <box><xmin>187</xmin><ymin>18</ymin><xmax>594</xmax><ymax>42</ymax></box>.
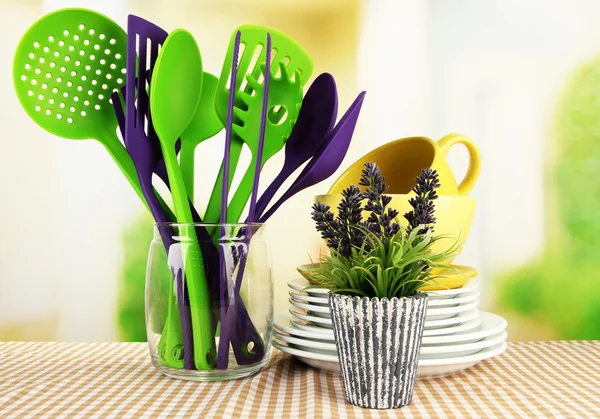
<box><xmin>327</xmin><ymin>133</ymin><xmax>481</xmax><ymax>196</ymax></box>
<box><xmin>314</xmin><ymin>194</ymin><xmax>476</xmax><ymax>264</ymax></box>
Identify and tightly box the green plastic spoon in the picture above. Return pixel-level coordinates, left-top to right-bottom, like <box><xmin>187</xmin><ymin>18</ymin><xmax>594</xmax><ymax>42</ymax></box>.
<box><xmin>150</xmin><ymin>29</ymin><xmax>216</xmax><ymax>370</ymax></box>
<box><xmin>179</xmin><ymin>72</ymin><xmax>223</xmax><ymax>202</ymax></box>
<box><xmin>203</xmin><ymin>25</ymin><xmax>314</xmax><ymax>224</ymax></box>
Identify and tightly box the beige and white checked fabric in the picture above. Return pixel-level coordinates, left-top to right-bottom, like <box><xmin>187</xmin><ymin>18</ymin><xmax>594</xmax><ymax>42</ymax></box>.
<box><xmin>0</xmin><ymin>341</ymin><xmax>599</xmax><ymax>418</ymax></box>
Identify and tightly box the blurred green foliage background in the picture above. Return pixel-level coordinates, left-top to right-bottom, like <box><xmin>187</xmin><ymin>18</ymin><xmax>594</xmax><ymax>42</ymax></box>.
<box><xmin>494</xmin><ymin>58</ymin><xmax>600</xmax><ymax>339</ymax></box>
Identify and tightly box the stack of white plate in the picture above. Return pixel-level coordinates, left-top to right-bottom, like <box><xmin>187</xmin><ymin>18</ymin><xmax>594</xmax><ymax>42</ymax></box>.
<box><xmin>273</xmin><ymin>278</ymin><xmax>508</xmax><ymax>379</ymax></box>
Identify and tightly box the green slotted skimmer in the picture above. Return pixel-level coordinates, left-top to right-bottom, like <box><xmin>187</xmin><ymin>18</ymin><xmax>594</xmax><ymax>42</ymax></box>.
<box><xmin>203</xmin><ymin>25</ymin><xmax>314</xmax><ymax>224</ymax></box>
<box><xmin>12</xmin><ymin>8</ymin><xmax>154</xmax><ymax>210</ymax></box>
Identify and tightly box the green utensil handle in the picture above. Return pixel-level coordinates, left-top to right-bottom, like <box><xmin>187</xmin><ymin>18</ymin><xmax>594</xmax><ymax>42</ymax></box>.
<box><xmin>203</xmin><ymin>139</ymin><xmax>244</xmax><ymax>224</ymax></box>
<box><xmin>225</xmin><ymin>158</ymin><xmax>261</xmax><ymax>223</ymax></box>
<box><xmin>99</xmin><ymin>129</ymin><xmax>175</xmax><ymax>220</ymax></box>
<box><xmin>158</xmin><ymin>285</ymin><xmax>185</xmax><ymax>368</ymax></box>
<box><xmin>162</xmin><ymin>146</ymin><xmax>217</xmax><ymax>370</ymax></box>
<box><xmin>180</xmin><ymin>139</ymin><xmax>196</xmax><ymax>203</ymax></box>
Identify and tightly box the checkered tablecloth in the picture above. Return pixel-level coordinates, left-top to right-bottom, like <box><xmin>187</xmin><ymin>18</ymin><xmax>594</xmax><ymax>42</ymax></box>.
<box><xmin>0</xmin><ymin>341</ymin><xmax>598</xmax><ymax>418</ymax></box>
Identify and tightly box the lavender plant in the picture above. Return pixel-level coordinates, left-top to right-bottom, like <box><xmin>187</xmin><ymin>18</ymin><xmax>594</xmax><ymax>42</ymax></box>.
<box><xmin>308</xmin><ymin>162</ymin><xmax>457</xmax><ymax>298</ymax></box>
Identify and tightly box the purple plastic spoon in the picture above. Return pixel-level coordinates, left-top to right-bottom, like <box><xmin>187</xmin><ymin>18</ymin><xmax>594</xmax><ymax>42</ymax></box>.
<box><xmin>253</xmin><ymin>73</ymin><xmax>338</xmax><ymax>220</ymax></box>
<box><xmin>259</xmin><ymin>91</ymin><xmax>366</xmax><ymax>222</ymax></box>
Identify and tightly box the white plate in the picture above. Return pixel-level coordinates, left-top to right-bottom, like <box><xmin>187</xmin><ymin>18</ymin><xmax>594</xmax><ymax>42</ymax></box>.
<box><xmin>424</xmin><ymin>283</ymin><xmax>479</xmax><ymax>299</ymax></box>
<box><xmin>424</xmin><ymin>308</ymin><xmax>480</xmax><ymax>329</ymax></box>
<box><xmin>289</xmin><ymin>289</ymin><xmax>480</xmax><ymax>309</ymax></box>
<box><xmin>288</xmin><ymin>290</ymin><xmax>329</xmax><ymax>305</ymax></box>
<box><xmin>426</xmin><ymin>291</ymin><xmax>480</xmax><ymax>307</ymax></box>
<box><xmin>276</xmin><ymin>312</ymin><xmax>487</xmax><ymax>345</ymax></box>
<box><xmin>289</xmin><ymin>277</ymin><xmax>479</xmax><ymax>299</ymax></box>
<box><xmin>420</xmin><ymin>331</ymin><xmax>507</xmax><ymax>358</ymax></box>
<box><xmin>422</xmin><ymin>316</ymin><xmax>481</xmax><ymax>336</ymax></box>
<box><xmin>290</xmin><ymin>308</ymin><xmax>332</xmax><ymax>326</ymax></box>
<box><xmin>278</xmin><ymin>313</ymin><xmax>506</xmax><ymax>357</ymax></box>
<box><xmin>289</xmin><ymin>307</ymin><xmax>482</xmax><ymax>331</ymax></box>
<box><xmin>289</xmin><ymin>296</ymin><xmax>479</xmax><ymax>319</ymax></box>
<box><xmin>273</xmin><ymin>340</ymin><xmax>508</xmax><ymax>378</ymax></box>
<box><xmin>426</xmin><ymin>300</ymin><xmax>479</xmax><ymax>320</ymax></box>
<box><xmin>274</xmin><ymin>333</ymin><xmax>337</xmax><ymax>352</ymax></box>
<box><xmin>422</xmin><ymin>312</ymin><xmax>507</xmax><ymax>344</ymax></box>
<box><xmin>289</xmin><ymin>298</ymin><xmax>330</xmax><ymax>314</ymax></box>
<box><xmin>288</xmin><ymin>278</ymin><xmax>330</xmax><ymax>295</ymax></box>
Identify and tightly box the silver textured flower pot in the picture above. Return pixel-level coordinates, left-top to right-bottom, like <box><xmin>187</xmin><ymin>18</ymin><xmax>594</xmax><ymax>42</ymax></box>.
<box><xmin>328</xmin><ymin>293</ymin><xmax>429</xmax><ymax>409</ymax></box>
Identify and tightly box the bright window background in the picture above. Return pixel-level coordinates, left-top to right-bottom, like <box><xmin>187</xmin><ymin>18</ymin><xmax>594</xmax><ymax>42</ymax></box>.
<box><xmin>2</xmin><ymin>0</ymin><xmax>599</xmax><ymax>341</ymax></box>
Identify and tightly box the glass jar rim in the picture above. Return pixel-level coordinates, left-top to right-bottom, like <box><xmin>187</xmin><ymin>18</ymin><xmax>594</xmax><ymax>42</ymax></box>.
<box><xmin>154</xmin><ymin>222</ymin><xmax>264</xmax><ymax>228</ymax></box>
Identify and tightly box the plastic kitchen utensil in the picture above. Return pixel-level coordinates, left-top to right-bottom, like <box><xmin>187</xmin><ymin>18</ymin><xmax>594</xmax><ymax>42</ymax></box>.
<box><xmin>259</xmin><ymin>91</ymin><xmax>366</xmax><ymax>222</ymax></box>
<box><xmin>179</xmin><ymin>72</ymin><xmax>223</xmax><ymax>202</ymax></box>
<box><xmin>327</xmin><ymin>134</ymin><xmax>482</xmax><ymax>196</ymax></box>
<box><xmin>12</xmin><ymin>8</ymin><xmax>147</xmax><ymax>206</ymax></box>
<box><xmin>217</xmin><ymin>33</ymin><xmax>271</xmax><ymax>369</ymax></box>
<box><xmin>122</xmin><ymin>15</ymin><xmax>195</xmax><ymax>370</ymax></box>
<box><xmin>224</xmin><ymin>61</ymin><xmax>302</xmax><ymax>223</ymax></box>
<box><xmin>216</xmin><ymin>30</ymin><xmax>241</xmax><ymax>369</ymax></box>
<box><xmin>203</xmin><ymin>25</ymin><xmax>314</xmax><ymax>225</ymax></box>
<box><xmin>180</xmin><ymin>72</ymin><xmax>223</xmax><ymax>201</ymax></box>
<box><xmin>254</xmin><ymin>73</ymin><xmax>338</xmax><ymax>219</ymax></box>
<box><xmin>114</xmin><ymin>81</ymin><xmax>262</xmax><ymax>371</ymax></box>
<box><xmin>150</xmin><ymin>29</ymin><xmax>216</xmax><ymax>370</ymax></box>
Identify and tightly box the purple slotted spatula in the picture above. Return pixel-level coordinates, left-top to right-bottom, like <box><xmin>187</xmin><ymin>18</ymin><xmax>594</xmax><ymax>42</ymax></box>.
<box><xmin>259</xmin><ymin>91</ymin><xmax>366</xmax><ymax>222</ymax></box>
<box><xmin>122</xmin><ymin>15</ymin><xmax>194</xmax><ymax>370</ymax></box>
<box><xmin>253</xmin><ymin>73</ymin><xmax>338</xmax><ymax>220</ymax></box>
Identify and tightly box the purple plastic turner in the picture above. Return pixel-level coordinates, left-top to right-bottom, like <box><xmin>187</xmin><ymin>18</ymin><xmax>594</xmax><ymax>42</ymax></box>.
<box><xmin>259</xmin><ymin>91</ymin><xmax>366</xmax><ymax>222</ymax></box>
<box><xmin>253</xmin><ymin>73</ymin><xmax>338</xmax><ymax>220</ymax></box>
<box><xmin>122</xmin><ymin>15</ymin><xmax>195</xmax><ymax>370</ymax></box>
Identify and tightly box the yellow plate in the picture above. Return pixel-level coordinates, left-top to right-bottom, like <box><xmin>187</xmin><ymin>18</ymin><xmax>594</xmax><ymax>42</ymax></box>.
<box><xmin>296</xmin><ymin>263</ymin><xmax>323</xmax><ymax>285</ymax></box>
<box><xmin>296</xmin><ymin>264</ymin><xmax>478</xmax><ymax>290</ymax></box>
<box><xmin>420</xmin><ymin>265</ymin><xmax>478</xmax><ymax>291</ymax></box>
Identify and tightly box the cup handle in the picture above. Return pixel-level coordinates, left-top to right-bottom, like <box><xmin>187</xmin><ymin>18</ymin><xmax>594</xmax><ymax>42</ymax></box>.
<box><xmin>437</xmin><ymin>133</ymin><xmax>482</xmax><ymax>196</ymax></box>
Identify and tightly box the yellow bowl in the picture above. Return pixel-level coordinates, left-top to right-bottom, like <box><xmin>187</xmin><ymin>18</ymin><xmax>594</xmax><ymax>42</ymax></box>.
<box><xmin>313</xmin><ymin>194</ymin><xmax>476</xmax><ymax>264</ymax></box>
<box><xmin>296</xmin><ymin>263</ymin><xmax>477</xmax><ymax>290</ymax></box>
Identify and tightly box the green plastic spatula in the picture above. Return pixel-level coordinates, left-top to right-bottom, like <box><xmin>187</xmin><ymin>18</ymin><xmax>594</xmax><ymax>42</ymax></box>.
<box><xmin>150</xmin><ymin>29</ymin><xmax>217</xmax><ymax>370</ymax></box>
<box><xmin>203</xmin><ymin>25</ymin><xmax>314</xmax><ymax>224</ymax></box>
<box><xmin>179</xmin><ymin>72</ymin><xmax>223</xmax><ymax>202</ymax></box>
<box><xmin>12</xmin><ymin>8</ymin><xmax>148</xmax><ymax>208</ymax></box>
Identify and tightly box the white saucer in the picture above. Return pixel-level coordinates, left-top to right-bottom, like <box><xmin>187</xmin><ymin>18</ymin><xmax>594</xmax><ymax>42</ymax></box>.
<box><xmin>290</xmin><ymin>308</ymin><xmax>332</xmax><ymax>326</ymax></box>
<box><xmin>289</xmin><ymin>289</ymin><xmax>480</xmax><ymax>308</ymax></box>
<box><xmin>277</xmin><ymin>312</ymin><xmax>506</xmax><ymax>357</ymax></box>
<box><xmin>274</xmin><ymin>333</ymin><xmax>337</xmax><ymax>352</ymax></box>
<box><xmin>289</xmin><ymin>307</ymin><xmax>482</xmax><ymax>331</ymax></box>
<box><xmin>420</xmin><ymin>331</ymin><xmax>507</xmax><ymax>358</ymax></box>
<box><xmin>289</xmin><ymin>297</ymin><xmax>329</xmax><ymax>314</ymax></box>
<box><xmin>276</xmin><ymin>312</ymin><xmax>486</xmax><ymax>343</ymax></box>
<box><xmin>273</xmin><ymin>339</ymin><xmax>507</xmax><ymax>378</ymax></box>
<box><xmin>288</xmin><ymin>277</ymin><xmax>479</xmax><ymax>299</ymax></box>
<box><xmin>426</xmin><ymin>291</ymin><xmax>480</xmax><ymax>307</ymax></box>
<box><xmin>426</xmin><ymin>300</ymin><xmax>479</xmax><ymax>320</ymax></box>
<box><xmin>288</xmin><ymin>278</ymin><xmax>330</xmax><ymax>295</ymax></box>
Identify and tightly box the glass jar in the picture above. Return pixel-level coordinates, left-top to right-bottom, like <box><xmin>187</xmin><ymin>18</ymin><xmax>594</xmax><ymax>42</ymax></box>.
<box><xmin>146</xmin><ymin>223</ymin><xmax>273</xmax><ymax>381</ymax></box>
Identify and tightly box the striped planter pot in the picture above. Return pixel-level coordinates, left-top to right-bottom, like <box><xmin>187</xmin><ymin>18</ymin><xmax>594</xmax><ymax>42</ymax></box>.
<box><xmin>328</xmin><ymin>293</ymin><xmax>429</xmax><ymax>409</ymax></box>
